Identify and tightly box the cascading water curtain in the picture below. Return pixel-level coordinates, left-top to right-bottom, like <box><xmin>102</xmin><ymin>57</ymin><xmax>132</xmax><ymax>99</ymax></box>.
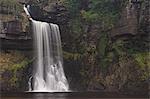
<box><xmin>24</xmin><ymin>5</ymin><xmax>69</xmax><ymax>92</ymax></box>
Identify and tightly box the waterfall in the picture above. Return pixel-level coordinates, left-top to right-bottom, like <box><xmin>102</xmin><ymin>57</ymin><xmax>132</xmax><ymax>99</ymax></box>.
<box><xmin>24</xmin><ymin>5</ymin><xmax>69</xmax><ymax>92</ymax></box>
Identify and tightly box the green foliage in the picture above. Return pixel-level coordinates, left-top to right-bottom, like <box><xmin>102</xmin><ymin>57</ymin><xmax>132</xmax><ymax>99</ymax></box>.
<box><xmin>81</xmin><ymin>10</ymin><xmax>99</xmax><ymax>23</ymax></box>
<box><xmin>0</xmin><ymin>0</ymin><xmax>22</xmax><ymax>16</ymax></box>
<box><xmin>133</xmin><ymin>52</ymin><xmax>150</xmax><ymax>80</ymax></box>
<box><xmin>0</xmin><ymin>51</ymin><xmax>31</xmax><ymax>87</ymax></box>
<box><xmin>65</xmin><ymin>0</ymin><xmax>84</xmax><ymax>39</ymax></box>
<box><xmin>97</xmin><ymin>32</ymin><xmax>109</xmax><ymax>69</ymax></box>
<box><xmin>64</xmin><ymin>0</ymin><xmax>81</xmax><ymax>17</ymax></box>
<box><xmin>0</xmin><ymin>0</ymin><xmax>19</xmax><ymax>7</ymax></box>
<box><xmin>9</xmin><ymin>58</ymin><xmax>30</xmax><ymax>87</ymax></box>
<box><xmin>97</xmin><ymin>32</ymin><xmax>108</xmax><ymax>57</ymax></box>
<box><xmin>112</xmin><ymin>39</ymin><xmax>126</xmax><ymax>56</ymax></box>
<box><xmin>63</xmin><ymin>51</ymin><xmax>82</xmax><ymax>60</ymax></box>
<box><xmin>133</xmin><ymin>52</ymin><xmax>150</xmax><ymax>69</ymax></box>
<box><xmin>8</xmin><ymin>58</ymin><xmax>30</xmax><ymax>72</ymax></box>
<box><xmin>64</xmin><ymin>0</ymin><xmax>128</xmax><ymax>70</ymax></box>
<box><xmin>69</xmin><ymin>18</ymin><xmax>83</xmax><ymax>35</ymax></box>
<box><xmin>80</xmin><ymin>0</ymin><xmax>125</xmax><ymax>28</ymax></box>
<box><xmin>98</xmin><ymin>39</ymin><xmax>125</xmax><ymax>70</ymax></box>
<box><xmin>62</xmin><ymin>0</ymin><xmax>149</xmax><ymax>89</ymax></box>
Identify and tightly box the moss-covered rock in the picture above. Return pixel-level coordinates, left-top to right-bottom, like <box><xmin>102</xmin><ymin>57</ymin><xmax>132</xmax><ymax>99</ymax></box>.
<box><xmin>0</xmin><ymin>51</ymin><xmax>32</xmax><ymax>92</ymax></box>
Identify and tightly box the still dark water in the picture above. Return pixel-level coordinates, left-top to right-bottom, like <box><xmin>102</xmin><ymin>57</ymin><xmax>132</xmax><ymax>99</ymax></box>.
<box><xmin>0</xmin><ymin>92</ymin><xmax>148</xmax><ymax>99</ymax></box>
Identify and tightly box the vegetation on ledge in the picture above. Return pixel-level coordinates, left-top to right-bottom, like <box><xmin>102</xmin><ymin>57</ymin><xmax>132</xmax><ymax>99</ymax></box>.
<box><xmin>0</xmin><ymin>51</ymin><xmax>32</xmax><ymax>91</ymax></box>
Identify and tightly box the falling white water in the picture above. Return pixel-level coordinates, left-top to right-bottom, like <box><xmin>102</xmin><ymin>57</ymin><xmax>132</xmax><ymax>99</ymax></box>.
<box><xmin>24</xmin><ymin>5</ymin><xmax>69</xmax><ymax>92</ymax></box>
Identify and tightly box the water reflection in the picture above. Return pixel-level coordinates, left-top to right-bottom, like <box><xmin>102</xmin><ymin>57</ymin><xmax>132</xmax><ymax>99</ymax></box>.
<box><xmin>1</xmin><ymin>92</ymin><xmax>69</xmax><ymax>99</ymax></box>
<box><xmin>32</xmin><ymin>93</ymin><xmax>68</xmax><ymax>99</ymax></box>
<box><xmin>1</xmin><ymin>92</ymin><xmax>148</xmax><ymax>99</ymax></box>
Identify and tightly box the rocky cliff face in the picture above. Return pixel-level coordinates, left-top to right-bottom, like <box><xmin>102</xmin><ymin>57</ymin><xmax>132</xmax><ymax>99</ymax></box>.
<box><xmin>0</xmin><ymin>0</ymin><xmax>32</xmax><ymax>91</ymax></box>
<box><xmin>102</xmin><ymin>0</ymin><xmax>149</xmax><ymax>93</ymax></box>
<box><xmin>61</xmin><ymin>0</ymin><xmax>149</xmax><ymax>94</ymax></box>
<box><xmin>0</xmin><ymin>0</ymin><xmax>31</xmax><ymax>50</ymax></box>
